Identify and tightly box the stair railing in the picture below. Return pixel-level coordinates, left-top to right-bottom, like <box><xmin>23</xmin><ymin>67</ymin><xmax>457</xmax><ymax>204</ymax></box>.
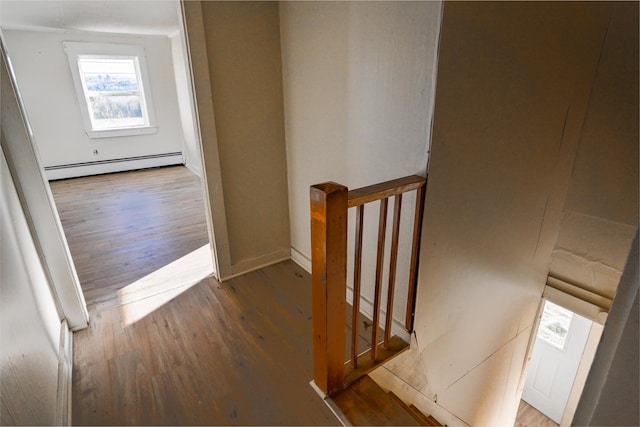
<box><xmin>310</xmin><ymin>175</ymin><xmax>427</xmax><ymax>396</ymax></box>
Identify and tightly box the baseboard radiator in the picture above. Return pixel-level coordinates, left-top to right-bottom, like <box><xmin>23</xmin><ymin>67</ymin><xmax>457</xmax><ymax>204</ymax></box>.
<box><xmin>45</xmin><ymin>152</ymin><xmax>184</xmax><ymax>180</ymax></box>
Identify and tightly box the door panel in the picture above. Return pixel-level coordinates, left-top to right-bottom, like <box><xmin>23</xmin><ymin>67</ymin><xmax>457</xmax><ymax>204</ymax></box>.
<box><xmin>522</xmin><ymin>301</ymin><xmax>592</xmax><ymax>423</ymax></box>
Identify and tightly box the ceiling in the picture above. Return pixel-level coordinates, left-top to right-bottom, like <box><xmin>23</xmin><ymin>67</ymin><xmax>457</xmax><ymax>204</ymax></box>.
<box><xmin>0</xmin><ymin>0</ymin><xmax>180</xmax><ymax>36</ymax></box>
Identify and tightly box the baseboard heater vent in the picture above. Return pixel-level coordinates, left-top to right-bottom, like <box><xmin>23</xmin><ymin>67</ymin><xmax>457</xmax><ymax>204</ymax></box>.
<box><xmin>45</xmin><ymin>152</ymin><xmax>184</xmax><ymax>180</ymax></box>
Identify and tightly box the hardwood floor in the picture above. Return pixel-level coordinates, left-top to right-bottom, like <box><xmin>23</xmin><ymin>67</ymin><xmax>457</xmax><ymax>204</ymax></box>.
<box><xmin>52</xmin><ymin>166</ymin><xmax>339</xmax><ymax>425</ymax></box>
<box><xmin>515</xmin><ymin>400</ymin><xmax>559</xmax><ymax>427</ymax></box>
<box><xmin>53</xmin><ymin>167</ymin><xmax>565</xmax><ymax>426</ymax></box>
<box><xmin>49</xmin><ymin>166</ymin><xmax>210</xmax><ymax>313</ymax></box>
<box><xmin>72</xmin><ymin>261</ymin><xmax>340</xmax><ymax>425</ymax></box>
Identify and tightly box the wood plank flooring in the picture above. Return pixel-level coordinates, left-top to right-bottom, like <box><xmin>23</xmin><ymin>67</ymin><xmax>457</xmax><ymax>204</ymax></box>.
<box><xmin>52</xmin><ymin>166</ymin><xmax>339</xmax><ymax>425</ymax></box>
<box><xmin>52</xmin><ymin>166</ymin><xmax>419</xmax><ymax>425</ymax></box>
<box><xmin>49</xmin><ymin>166</ymin><xmax>210</xmax><ymax>313</ymax></box>
<box><xmin>515</xmin><ymin>400</ymin><xmax>559</xmax><ymax>427</ymax></box>
<box><xmin>72</xmin><ymin>261</ymin><xmax>340</xmax><ymax>425</ymax></box>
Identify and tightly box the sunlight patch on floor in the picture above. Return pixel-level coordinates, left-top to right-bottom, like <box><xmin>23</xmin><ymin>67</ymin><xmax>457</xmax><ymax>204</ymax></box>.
<box><xmin>119</xmin><ymin>243</ymin><xmax>214</xmax><ymax>326</ymax></box>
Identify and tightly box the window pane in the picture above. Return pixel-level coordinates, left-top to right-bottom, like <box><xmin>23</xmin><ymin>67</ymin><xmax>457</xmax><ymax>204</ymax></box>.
<box><xmin>89</xmin><ymin>95</ymin><xmax>145</xmax><ymax>129</ymax></box>
<box><xmin>90</xmin><ymin>95</ymin><xmax>143</xmax><ymax>119</ymax></box>
<box><xmin>537</xmin><ymin>301</ymin><xmax>573</xmax><ymax>349</ymax></box>
<box><xmin>79</xmin><ymin>58</ymin><xmax>139</xmax><ymax>92</ymax></box>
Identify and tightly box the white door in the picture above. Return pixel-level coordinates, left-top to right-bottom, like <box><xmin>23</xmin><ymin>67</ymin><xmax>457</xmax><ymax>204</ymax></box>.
<box><xmin>522</xmin><ymin>300</ymin><xmax>592</xmax><ymax>423</ymax></box>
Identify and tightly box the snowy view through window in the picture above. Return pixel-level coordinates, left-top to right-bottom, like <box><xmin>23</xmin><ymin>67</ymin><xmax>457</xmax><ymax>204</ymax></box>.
<box><xmin>78</xmin><ymin>57</ymin><xmax>147</xmax><ymax>129</ymax></box>
<box><xmin>537</xmin><ymin>300</ymin><xmax>573</xmax><ymax>349</ymax></box>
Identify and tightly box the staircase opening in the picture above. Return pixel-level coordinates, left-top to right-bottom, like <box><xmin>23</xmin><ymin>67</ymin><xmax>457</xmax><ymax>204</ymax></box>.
<box><xmin>310</xmin><ymin>176</ymin><xmax>426</xmax><ymax>395</ymax></box>
<box><xmin>309</xmin><ymin>175</ymin><xmax>442</xmax><ymax>426</ymax></box>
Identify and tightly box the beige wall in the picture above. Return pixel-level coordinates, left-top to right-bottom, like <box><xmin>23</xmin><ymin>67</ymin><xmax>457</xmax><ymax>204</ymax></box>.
<box><xmin>185</xmin><ymin>1</ymin><xmax>290</xmax><ymax>278</ymax></box>
<box><xmin>550</xmin><ymin>2</ymin><xmax>639</xmax><ymax>299</ymax></box>
<box><xmin>280</xmin><ymin>1</ymin><xmax>349</xmax><ymax>264</ymax></box>
<box><xmin>573</xmin><ymin>231</ymin><xmax>638</xmax><ymax>426</ymax></box>
<box><xmin>375</xmin><ymin>3</ymin><xmax>634</xmax><ymax>426</ymax></box>
<box><xmin>184</xmin><ymin>2</ymin><xmax>637</xmax><ymax>423</ymax></box>
<box><xmin>280</xmin><ymin>1</ymin><xmax>442</xmax><ymax>330</ymax></box>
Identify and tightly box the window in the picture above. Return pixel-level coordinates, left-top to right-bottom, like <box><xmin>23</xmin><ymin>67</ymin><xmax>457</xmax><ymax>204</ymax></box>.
<box><xmin>78</xmin><ymin>57</ymin><xmax>147</xmax><ymax>130</ymax></box>
<box><xmin>537</xmin><ymin>300</ymin><xmax>573</xmax><ymax>349</ymax></box>
<box><xmin>64</xmin><ymin>42</ymin><xmax>157</xmax><ymax>138</ymax></box>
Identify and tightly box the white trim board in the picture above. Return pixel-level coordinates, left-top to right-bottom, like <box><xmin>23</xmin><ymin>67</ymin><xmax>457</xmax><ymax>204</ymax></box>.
<box><xmin>2</xmin><ymin>41</ymin><xmax>89</xmax><ymax>329</ymax></box>
<box><xmin>56</xmin><ymin>320</ymin><xmax>73</xmax><ymax>426</ymax></box>
<box><xmin>45</xmin><ymin>153</ymin><xmax>183</xmax><ymax>180</ymax></box>
<box><xmin>291</xmin><ymin>246</ymin><xmax>311</xmax><ymax>273</ymax></box>
<box><xmin>220</xmin><ymin>248</ymin><xmax>292</xmax><ymax>282</ymax></box>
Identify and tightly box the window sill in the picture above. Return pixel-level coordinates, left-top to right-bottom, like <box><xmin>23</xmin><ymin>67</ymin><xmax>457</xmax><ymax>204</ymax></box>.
<box><xmin>86</xmin><ymin>126</ymin><xmax>157</xmax><ymax>139</ymax></box>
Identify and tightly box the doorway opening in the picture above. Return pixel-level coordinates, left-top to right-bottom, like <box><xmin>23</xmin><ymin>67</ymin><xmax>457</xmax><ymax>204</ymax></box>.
<box><xmin>0</xmin><ymin>0</ymin><xmax>217</xmax><ymax>322</ymax></box>
<box><xmin>516</xmin><ymin>299</ymin><xmax>604</xmax><ymax>426</ymax></box>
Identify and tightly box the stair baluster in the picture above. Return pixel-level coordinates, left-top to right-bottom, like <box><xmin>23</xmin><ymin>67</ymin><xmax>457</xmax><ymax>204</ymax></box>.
<box><xmin>310</xmin><ymin>175</ymin><xmax>427</xmax><ymax>396</ymax></box>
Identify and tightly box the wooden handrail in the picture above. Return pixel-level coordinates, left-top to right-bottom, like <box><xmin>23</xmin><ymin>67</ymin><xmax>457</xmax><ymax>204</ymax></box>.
<box><xmin>347</xmin><ymin>175</ymin><xmax>425</xmax><ymax>207</ymax></box>
<box><xmin>311</xmin><ymin>175</ymin><xmax>427</xmax><ymax>397</ymax></box>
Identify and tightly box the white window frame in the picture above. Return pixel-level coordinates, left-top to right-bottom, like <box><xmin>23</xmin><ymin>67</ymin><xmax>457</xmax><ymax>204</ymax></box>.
<box><xmin>64</xmin><ymin>42</ymin><xmax>157</xmax><ymax>139</ymax></box>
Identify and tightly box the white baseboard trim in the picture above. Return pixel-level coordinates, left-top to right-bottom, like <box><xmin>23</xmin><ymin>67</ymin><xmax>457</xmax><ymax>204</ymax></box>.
<box><xmin>184</xmin><ymin>160</ymin><xmax>202</xmax><ymax>178</ymax></box>
<box><xmin>220</xmin><ymin>248</ymin><xmax>292</xmax><ymax>282</ymax></box>
<box><xmin>291</xmin><ymin>247</ymin><xmax>311</xmax><ymax>273</ymax></box>
<box><xmin>56</xmin><ymin>320</ymin><xmax>73</xmax><ymax>426</ymax></box>
<box><xmin>45</xmin><ymin>153</ymin><xmax>184</xmax><ymax>180</ymax></box>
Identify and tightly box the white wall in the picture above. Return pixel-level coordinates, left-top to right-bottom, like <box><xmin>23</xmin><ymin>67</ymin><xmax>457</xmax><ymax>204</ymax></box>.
<box><xmin>170</xmin><ymin>25</ymin><xmax>201</xmax><ymax>176</ymax></box>
<box><xmin>0</xmin><ymin>146</ymin><xmax>62</xmax><ymax>426</ymax></box>
<box><xmin>1</xmin><ymin>37</ymin><xmax>88</xmax><ymax>330</ymax></box>
<box><xmin>280</xmin><ymin>1</ymin><xmax>442</xmax><ymax>328</ymax></box>
<box><xmin>1</xmin><ymin>29</ymin><xmax>185</xmax><ymax>176</ymax></box>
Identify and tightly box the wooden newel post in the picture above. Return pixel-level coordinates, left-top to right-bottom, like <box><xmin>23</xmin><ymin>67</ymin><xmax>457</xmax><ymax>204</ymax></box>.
<box><xmin>310</xmin><ymin>182</ymin><xmax>347</xmax><ymax>396</ymax></box>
